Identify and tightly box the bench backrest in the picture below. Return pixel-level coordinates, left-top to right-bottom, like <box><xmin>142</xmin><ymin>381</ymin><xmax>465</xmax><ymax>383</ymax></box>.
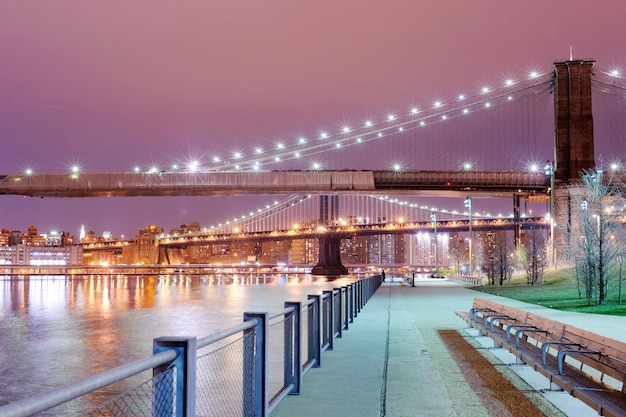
<box><xmin>561</xmin><ymin>325</ymin><xmax>626</xmax><ymax>392</ymax></box>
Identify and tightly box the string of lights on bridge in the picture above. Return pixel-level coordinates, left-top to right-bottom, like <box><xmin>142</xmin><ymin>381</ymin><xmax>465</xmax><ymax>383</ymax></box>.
<box><xmin>19</xmin><ymin>65</ymin><xmax>626</xmax><ymax>178</ymax></box>
<box><xmin>198</xmin><ymin>194</ymin><xmax>524</xmax><ymax>236</ymax></box>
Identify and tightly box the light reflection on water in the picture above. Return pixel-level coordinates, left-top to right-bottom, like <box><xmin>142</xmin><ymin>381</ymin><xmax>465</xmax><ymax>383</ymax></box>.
<box><xmin>0</xmin><ymin>273</ymin><xmax>358</xmax><ymax>414</ymax></box>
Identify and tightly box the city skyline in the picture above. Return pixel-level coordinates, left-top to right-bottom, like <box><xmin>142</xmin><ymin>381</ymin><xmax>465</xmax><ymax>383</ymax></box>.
<box><xmin>2</xmin><ymin>1</ymin><xmax>626</xmax><ymax>237</ymax></box>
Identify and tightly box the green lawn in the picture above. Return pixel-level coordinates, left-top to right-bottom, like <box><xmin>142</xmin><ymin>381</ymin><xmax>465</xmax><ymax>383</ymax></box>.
<box><xmin>473</xmin><ymin>269</ymin><xmax>626</xmax><ymax>316</ymax></box>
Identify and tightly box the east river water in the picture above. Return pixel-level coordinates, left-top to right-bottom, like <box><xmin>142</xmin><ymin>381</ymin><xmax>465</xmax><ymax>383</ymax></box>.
<box><xmin>0</xmin><ymin>273</ymin><xmax>359</xmax><ymax>415</ymax></box>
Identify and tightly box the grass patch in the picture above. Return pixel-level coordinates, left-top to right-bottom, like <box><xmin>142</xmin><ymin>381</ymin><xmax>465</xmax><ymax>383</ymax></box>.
<box><xmin>473</xmin><ymin>269</ymin><xmax>626</xmax><ymax>316</ymax></box>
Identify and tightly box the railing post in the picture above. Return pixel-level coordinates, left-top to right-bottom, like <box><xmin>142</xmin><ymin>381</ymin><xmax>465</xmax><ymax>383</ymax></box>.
<box><xmin>307</xmin><ymin>294</ymin><xmax>321</xmax><ymax>368</ymax></box>
<box><xmin>285</xmin><ymin>302</ymin><xmax>302</xmax><ymax>395</ymax></box>
<box><xmin>364</xmin><ymin>277</ymin><xmax>370</xmax><ymax>301</ymax></box>
<box><xmin>323</xmin><ymin>290</ymin><xmax>334</xmax><ymax>350</ymax></box>
<box><xmin>335</xmin><ymin>288</ymin><xmax>343</xmax><ymax>337</ymax></box>
<box><xmin>349</xmin><ymin>283</ymin><xmax>355</xmax><ymax>322</ymax></box>
<box><xmin>341</xmin><ymin>286</ymin><xmax>349</xmax><ymax>330</ymax></box>
<box><xmin>243</xmin><ymin>312</ymin><xmax>269</xmax><ymax>417</ymax></box>
<box><xmin>153</xmin><ymin>337</ymin><xmax>197</xmax><ymax>417</ymax></box>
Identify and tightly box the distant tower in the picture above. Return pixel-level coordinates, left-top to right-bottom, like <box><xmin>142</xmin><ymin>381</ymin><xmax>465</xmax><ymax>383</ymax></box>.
<box><xmin>79</xmin><ymin>224</ymin><xmax>86</xmax><ymax>241</ymax></box>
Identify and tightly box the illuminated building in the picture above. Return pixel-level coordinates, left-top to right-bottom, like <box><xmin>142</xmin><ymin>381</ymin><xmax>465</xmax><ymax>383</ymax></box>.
<box><xmin>132</xmin><ymin>224</ymin><xmax>163</xmax><ymax>264</ymax></box>
<box><xmin>341</xmin><ymin>235</ymin><xmax>370</xmax><ymax>264</ymax></box>
<box><xmin>0</xmin><ymin>244</ymin><xmax>82</xmax><ymax>265</ymax></box>
<box><xmin>291</xmin><ymin>238</ymin><xmax>318</xmax><ymax>264</ymax></box>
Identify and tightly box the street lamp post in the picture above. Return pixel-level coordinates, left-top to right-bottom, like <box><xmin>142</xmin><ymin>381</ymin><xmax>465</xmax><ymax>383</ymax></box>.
<box><xmin>464</xmin><ymin>197</ymin><xmax>473</xmax><ymax>277</ymax></box>
<box><xmin>545</xmin><ymin>161</ymin><xmax>555</xmax><ymax>269</ymax></box>
<box><xmin>431</xmin><ymin>211</ymin><xmax>438</xmax><ymax>277</ymax></box>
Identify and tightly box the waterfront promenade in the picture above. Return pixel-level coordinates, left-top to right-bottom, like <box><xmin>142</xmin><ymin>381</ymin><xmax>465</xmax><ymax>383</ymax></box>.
<box><xmin>271</xmin><ymin>278</ymin><xmax>626</xmax><ymax>417</ymax></box>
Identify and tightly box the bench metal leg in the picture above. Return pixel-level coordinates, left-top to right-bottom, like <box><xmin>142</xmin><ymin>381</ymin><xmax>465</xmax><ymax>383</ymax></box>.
<box><xmin>470</xmin><ymin>308</ymin><xmax>492</xmax><ymax>321</ymax></box>
<box><xmin>504</xmin><ymin>325</ymin><xmax>537</xmax><ymax>343</ymax></box>
<box><xmin>514</xmin><ymin>328</ymin><xmax>548</xmax><ymax>349</ymax></box>
<box><xmin>541</xmin><ymin>342</ymin><xmax>581</xmax><ymax>366</ymax></box>
<box><xmin>557</xmin><ymin>349</ymin><xmax>600</xmax><ymax>375</ymax></box>
<box><xmin>484</xmin><ymin>315</ymin><xmax>511</xmax><ymax>332</ymax></box>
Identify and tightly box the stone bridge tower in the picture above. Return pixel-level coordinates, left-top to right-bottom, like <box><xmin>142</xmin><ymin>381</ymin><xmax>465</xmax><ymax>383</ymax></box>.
<box><xmin>552</xmin><ymin>60</ymin><xmax>596</xmax><ymax>265</ymax></box>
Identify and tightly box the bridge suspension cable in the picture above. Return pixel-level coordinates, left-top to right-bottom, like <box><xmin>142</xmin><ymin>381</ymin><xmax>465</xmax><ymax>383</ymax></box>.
<box><xmin>196</xmin><ymin>194</ymin><xmax>515</xmax><ymax>237</ymax></box>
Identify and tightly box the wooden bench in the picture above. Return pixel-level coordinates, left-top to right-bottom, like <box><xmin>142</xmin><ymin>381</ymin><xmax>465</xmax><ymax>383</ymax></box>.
<box><xmin>457</xmin><ymin>297</ymin><xmax>626</xmax><ymax>417</ymax></box>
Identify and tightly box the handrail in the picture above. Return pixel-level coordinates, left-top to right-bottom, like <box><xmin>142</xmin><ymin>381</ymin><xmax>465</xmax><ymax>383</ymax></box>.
<box><xmin>269</xmin><ymin>305</ymin><xmax>295</xmax><ymax>321</ymax></box>
<box><xmin>197</xmin><ymin>319</ymin><xmax>257</xmax><ymax>348</ymax></box>
<box><xmin>0</xmin><ymin>350</ymin><xmax>178</xmax><ymax>417</ymax></box>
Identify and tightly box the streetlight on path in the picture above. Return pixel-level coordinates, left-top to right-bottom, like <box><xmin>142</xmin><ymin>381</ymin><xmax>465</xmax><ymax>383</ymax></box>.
<box><xmin>431</xmin><ymin>211</ymin><xmax>438</xmax><ymax>277</ymax></box>
<box><xmin>464</xmin><ymin>197</ymin><xmax>473</xmax><ymax>277</ymax></box>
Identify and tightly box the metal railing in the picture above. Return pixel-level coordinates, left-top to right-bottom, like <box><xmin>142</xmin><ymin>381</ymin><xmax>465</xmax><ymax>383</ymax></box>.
<box><xmin>0</xmin><ymin>274</ymin><xmax>383</xmax><ymax>417</ymax></box>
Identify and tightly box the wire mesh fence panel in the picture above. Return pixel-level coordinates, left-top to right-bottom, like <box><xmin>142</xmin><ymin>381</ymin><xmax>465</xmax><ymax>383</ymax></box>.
<box><xmin>268</xmin><ymin>315</ymin><xmax>287</xmax><ymax>403</ymax></box>
<box><xmin>280</xmin><ymin>313</ymin><xmax>294</xmax><ymax>400</ymax></box>
<box><xmin>334</xmin><ymin>291</ymin><xmax>341</xmax><ymax>337</ymax></box>
<box><xmin>305</xmin><ymin>303</ymin><xmax>316</xmax><ymax>369</ymax></box>
<box><xmin>195</xmin><ymin>332</ymin><xmax>254</xmax><ymax>417</ymax></box>
<box><xmin>78</xmin><ymin>367</ymin><xmax>176</xmax><ymax>417</ymax></box>
<box><xmin>301</xmin><ymin>304</ymin><xmax>310</xmax><ymax>371</ymax></box>
<box><xmin>322</xmin><ymin>297</ymin><xmax>330</xmax><ymax>350</ymax></box>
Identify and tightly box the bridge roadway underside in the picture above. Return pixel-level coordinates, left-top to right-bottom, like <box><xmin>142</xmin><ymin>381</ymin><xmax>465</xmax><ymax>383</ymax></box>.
<box><xmin>0</xmin><ymin>170</ymin><xmax>549</xmax><ymax>199</ymax></box>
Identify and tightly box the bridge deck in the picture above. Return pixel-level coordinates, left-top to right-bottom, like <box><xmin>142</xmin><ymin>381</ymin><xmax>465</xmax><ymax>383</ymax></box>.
<box><xmin>0</xmin><ymin>170</ymin><xmax>549</xmax><ymax>198</ymax></box>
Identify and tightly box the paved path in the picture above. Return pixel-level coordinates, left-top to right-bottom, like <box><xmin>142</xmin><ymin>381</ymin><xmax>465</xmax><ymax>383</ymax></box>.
<box><xmin>270</xmin><ymin>278</ymin><xmax>626</xmax><ymax>417</ymax></box>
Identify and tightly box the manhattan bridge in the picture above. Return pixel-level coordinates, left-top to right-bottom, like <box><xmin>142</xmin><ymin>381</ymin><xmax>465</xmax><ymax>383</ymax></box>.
<box><xmin>2</xmin><ymin>60</ymin><xmax>626</xmax><ymax>274</ymax></box>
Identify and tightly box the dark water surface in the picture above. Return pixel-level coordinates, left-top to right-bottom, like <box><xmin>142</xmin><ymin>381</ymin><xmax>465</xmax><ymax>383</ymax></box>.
<box><xmin>0</xmin><ymin>273</ymin><xmax>358</xmax><ymax>413</ymax></box>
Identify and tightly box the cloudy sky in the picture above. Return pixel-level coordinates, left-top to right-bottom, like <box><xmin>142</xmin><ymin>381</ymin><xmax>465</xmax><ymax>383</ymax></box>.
<box><xmin>1</xmin><ymin>0</ymin><xmax>625</xmax><ymax>237</ymax></box>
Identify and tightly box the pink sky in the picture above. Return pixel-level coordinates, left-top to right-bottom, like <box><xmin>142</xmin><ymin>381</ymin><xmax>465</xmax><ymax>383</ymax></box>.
<box><xmin>1</xmin><ymin>0</ymin><xmax>625</xmax><ymax>237</ymax></box>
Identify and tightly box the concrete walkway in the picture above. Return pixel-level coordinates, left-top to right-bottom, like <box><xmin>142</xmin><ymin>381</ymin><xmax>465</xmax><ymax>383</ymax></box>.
<box><xmin>270</xmin><ymin>278</ymin><xmax>626</xmax><ymax>417</ymax></box>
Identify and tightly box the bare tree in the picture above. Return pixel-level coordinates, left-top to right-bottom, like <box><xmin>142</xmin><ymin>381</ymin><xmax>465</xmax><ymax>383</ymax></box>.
<box><xmin>449</xmin><ymin>235</ymin><xmax>465</xmax><ymax>275</ymax></box>
<box><xmin>524</xmin><ymin>228</ymin><xmax>546</xmax><ymax>285</ymax></box>
<box><xmin>481</xmin><ymin>231</ymin><xmax>512</xmax><ymax>286</ymax></box>
<box><xmin>567</xmin><ymin>168</ymin><xmax>624</xmax><ymax>305</ymax></box>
